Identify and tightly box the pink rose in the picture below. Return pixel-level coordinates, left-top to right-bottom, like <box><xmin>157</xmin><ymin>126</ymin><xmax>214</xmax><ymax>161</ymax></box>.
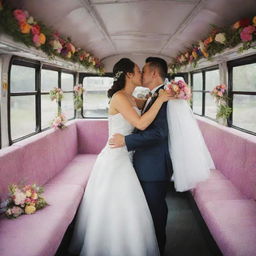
<box><xmin>31</xmin><ymin>24</ymin><xmax>40</xmax><ymax>35</ymax></box>
<box><xmin>240</xmin><ymin>26</ymin><xmax>255</xmax><ymax>42</ymax></box>
<box><xmin>13</xmin><ymin>9</ymin><xmax>27</xmax><ymax>22</ymax></box>
<box><xmin>243</xmin><ymin>25</ymin><xmax>255</xmax><ymax>34</ymax></box>
<box><xmin>33</xmin><ymin>34</ymin><xmax>40</xmax><ymax>47</ymax></box>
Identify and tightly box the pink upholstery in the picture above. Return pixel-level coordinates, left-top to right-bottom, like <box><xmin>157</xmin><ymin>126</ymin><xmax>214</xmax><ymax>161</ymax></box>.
<box><xmin>48</xmin><ymin>154</ymin><xmax>97</xmax><ymax>187</ymax></box>
<box><xmin>0</xmin><ymin>146</ymin><xmax>23</xmax><ymax>198</ymax></box>
<box><xmin>201</xmin><ymin>200</ymin><xmax>256</xmax><ymax>256</ymax></box>
<box><xmin>0</xmin><ymin>119</ymin><xmax>109</xmax><ymax>256</ymax></box>
<box><xmin>76</xmin><ymin>119</ymin><xmax>108</xmax><ymax>154</ymax></box>
<box><xmin>197</xmin><ymin>117</ymin><xmax>256</xmax><ymax>199</ymax></box>
<box><xmin>0</xmin><ymin>184</ymin><xmax>84</xmax><ymax>256</ymax></box>
<box><xmin>194</xmin><ymin>117</ymin><xmax>256</xmax><ymax>256</ymax></box>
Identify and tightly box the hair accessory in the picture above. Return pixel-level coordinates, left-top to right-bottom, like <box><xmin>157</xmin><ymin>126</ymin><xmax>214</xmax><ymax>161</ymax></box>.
<box><xmin>113</xmin><ymin>71</ymin><xmax>123</xmax><ymax>81</ymax></box>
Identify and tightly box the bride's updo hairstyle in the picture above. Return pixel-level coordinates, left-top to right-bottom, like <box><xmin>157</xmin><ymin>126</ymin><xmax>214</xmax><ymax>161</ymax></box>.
<box><xmin>107</xmin><ymin>58</ymin><xmax>135</xmax><ymax>98</ymax></box>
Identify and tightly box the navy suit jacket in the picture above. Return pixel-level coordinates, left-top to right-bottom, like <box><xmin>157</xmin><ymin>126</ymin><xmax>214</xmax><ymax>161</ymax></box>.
<box><xmin>125</xmin><ymin>86</ymin><xmax>173</xmax><ymax>182</ymax></box>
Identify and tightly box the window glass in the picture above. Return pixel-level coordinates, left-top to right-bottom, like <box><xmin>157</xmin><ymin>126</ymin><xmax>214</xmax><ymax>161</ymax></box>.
<box><xmin>10</xmin><ymin>65</ymin><xmax>35</xmax><ymax>92</ymax></box>
<box><xmin>62</xmin><ymin>93</ymin><xmax>74</xmax><ymax>119</ymax></box>
<box><xmin>233</xmin><ymin>63</ymin><xmax>256</xmax><ymax>92</ymax></box>
<box><xmin>10</xmin><ymin>96</ymin><xmax>36</xmax><ymax>139</ymax></box>
<box><xmin>41</xmin><ymin>69</ymin><xmax>58</xmax><ymax>92</ymax></box>
<box><xmin>83</xmin><ymin>77</ymin><xmax>113</xmax><ymax>118</ymax></box>
<box><xmin>41</xmin><ymin>95</ymin><xmax>56</xmax><ymax>129</ymax></box>
<box><xmin>192</xmin><ymin>73</ymin><xmax>202</xmax><ymax>90</ymax></box>
<box><xmin>205</xmin><ymin>69</ymin><xmax>219</xmax><ymax>91</ymax></box>
<box><xmin>205</xmin><ymin>93</ymin><xmax>217</xmax><ymax>119</ymax></box>
<box><xmin>192</xmin><ymin>92</ymin><xmax>202</xmax><ymax>115</ymax></box>
<box><xmin>233</xmin><ymin>95</ymin><xmax>256</xmax><ymax>133</ymax></box>
<box><xmin>173</xmin><ymin>76</ymin><xmax>185</xmax><ymax>82</ymax></box>
<box><xmin>61</xmin><ymin>73</ymin><xmax>74</xmax><ymax>91</ymax></box>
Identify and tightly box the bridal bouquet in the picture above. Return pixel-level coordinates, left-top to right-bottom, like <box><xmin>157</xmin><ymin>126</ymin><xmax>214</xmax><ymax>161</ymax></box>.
<box><xmin>4</xmin><ymin>184</ymin><xmax>48</xmax><ymax>219</ymax></box>
<box><xmin>165</xmin><ymin>80</ymin><xmax>191</xmax><ymax>100</ymax></box>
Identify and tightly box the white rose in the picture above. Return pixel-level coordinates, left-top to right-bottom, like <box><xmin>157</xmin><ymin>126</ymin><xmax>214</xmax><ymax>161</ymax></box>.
<box><xmin>215</xmin><ymin>33</ymin><xmax>226</xmax><ymax>44</ymax></box>
<box><xmin>14</xmin><ymin>190</ymin><xmax>26</xmax><ymax>205</ymax></box>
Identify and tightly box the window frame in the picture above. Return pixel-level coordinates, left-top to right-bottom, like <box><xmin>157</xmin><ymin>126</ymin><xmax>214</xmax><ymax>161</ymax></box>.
<box><xmin>41</xmin><ymin>65</ymin><xmax>76</xmax><ymax>128</ymax></box>
<box><xmin>8</xmin><ymin>57</ymin><xmax>40</xmax><ymax>144</ymax></box>
<box><xmin>8</xmin><ymin>56</ymin><xmax>76</xmax><ymax>144</ymax></box>
<box><xmin>227</xmin><ymin>54</ymin><xmax>256</xmax><ymax>135</ymax></box>
<box><xmin>190</xmin><ymin>65</ymin><xmax>219</xmax><ymax>120</ymax></box>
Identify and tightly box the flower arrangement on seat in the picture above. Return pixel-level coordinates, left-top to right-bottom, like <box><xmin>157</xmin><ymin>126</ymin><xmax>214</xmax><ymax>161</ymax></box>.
<box><xmin>4</xmin><ymin>184</ymin><xmax>48</xmax><ymax>218</ymax></box>
<box><xmin>211</xmin><ymin>84</ymin><xmax>232</xmax><ymax>124</ymax></box>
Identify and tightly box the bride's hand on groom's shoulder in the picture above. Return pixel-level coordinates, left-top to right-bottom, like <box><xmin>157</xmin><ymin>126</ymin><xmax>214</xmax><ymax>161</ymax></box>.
<box><xmin>158</xmin><ymin>89</ymin><xmax>175</xmax><ymax>102</ymax></box>
<box><xmin>109</xmin><ymin>134</ymin><xmax>125</xmax><ymax>148</ymax></box>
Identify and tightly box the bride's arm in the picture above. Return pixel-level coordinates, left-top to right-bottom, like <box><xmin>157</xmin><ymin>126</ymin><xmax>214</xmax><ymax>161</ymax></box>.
<box><xmin>111</xmin><ymin>91</ymin><xmax>171</xmax><ymax>131</ymax></box>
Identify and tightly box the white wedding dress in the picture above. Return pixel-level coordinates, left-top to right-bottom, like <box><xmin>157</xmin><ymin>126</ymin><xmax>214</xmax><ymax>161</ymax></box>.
<box><xmin>69</xmin><ymin>107</ymin><xmax>160</xmax><ymax>256</ymax></box>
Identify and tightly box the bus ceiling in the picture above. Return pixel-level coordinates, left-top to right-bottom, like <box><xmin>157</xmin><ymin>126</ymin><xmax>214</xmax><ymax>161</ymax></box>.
<box><xmin>3</xmin><ymin>0</ymin><xmax>256</xmax><ymax>71</ymax></box>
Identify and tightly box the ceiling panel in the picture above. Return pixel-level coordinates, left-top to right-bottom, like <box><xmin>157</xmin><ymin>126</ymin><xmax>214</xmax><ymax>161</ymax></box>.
<box><xmin>6</xmin><ymin>0</ymin><xmax>256</xmax><ymax>63</ymax></box>
<box><xmin>94</xmin><ymin>1</ymin><xmax>196</xmax><ymax>35</ymax></box>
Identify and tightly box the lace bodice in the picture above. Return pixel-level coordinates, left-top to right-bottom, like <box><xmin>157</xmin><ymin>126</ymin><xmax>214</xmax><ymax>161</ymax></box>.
<box><xmin>108</xmin><ymin>107</ymin><xmax>141</xmax><ymax>137</ymax></box>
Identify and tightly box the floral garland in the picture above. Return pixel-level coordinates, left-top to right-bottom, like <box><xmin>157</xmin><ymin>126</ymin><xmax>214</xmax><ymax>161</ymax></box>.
<box><xmin>169</xmin><ymin>16</ymin><xmax>256</xmax><ymax>74</ymax></box>
<box><xmin>74</xmin><ymin>84</ymin><xmax>85</xmax><ymax>110</ymax></box>
<box><xmin>211</xmin><ymin>84</ymin><xmax>232</xmax><ymax>122</ymax></box>
<box><xmin>0</xmin><ymin>2</ymin><xmax>104</xmax><ymax>74</ymax></box>
<box><xmin>49</xmin><ymin>87</ymin><xmax>67</xmax><ymax>129</ymax></box>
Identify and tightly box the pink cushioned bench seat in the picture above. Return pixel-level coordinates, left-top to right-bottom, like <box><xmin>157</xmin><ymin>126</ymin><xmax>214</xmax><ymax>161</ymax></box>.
<box><xmin>0</xmin><ymin>119</ymin><xmax>108</xmax><ymax>256</ymax></box>
<box><xmin>192</xmin><ymin>117</ymin><xmax>256</xmax><ymax>256</ymax></box>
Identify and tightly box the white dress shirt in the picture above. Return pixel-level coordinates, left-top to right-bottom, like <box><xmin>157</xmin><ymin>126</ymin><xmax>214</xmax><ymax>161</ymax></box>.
<box><xmin>142</xmin><ymin>84</ymin><xmax>164</xmax><ymax>113</ymax></box>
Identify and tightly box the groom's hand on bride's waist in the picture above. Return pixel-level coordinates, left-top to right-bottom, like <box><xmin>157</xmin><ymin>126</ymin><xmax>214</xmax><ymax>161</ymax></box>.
<box><xmin>109</xmin><ymin>134</ymin><xmax>125</xmax><ymax>148</ymax></box>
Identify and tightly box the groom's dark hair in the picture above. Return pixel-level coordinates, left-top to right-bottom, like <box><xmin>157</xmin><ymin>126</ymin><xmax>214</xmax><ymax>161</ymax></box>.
<box><xmin>146</xmin><ymin>57</ymin><xmax>168</xmax><ymax>81</ymax></box>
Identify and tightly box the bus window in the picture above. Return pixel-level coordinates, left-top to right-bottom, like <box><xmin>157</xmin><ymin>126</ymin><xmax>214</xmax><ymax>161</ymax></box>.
<box><xmin>41</xmin><ymin>69</ymin><xmax>58</xmax><ymax>129</ymax></box>
<box><xmin>192</xmin><ymin>72</ymin><xmax>203</xmax><ymax>115</ymax></box>
<box><xmin>173</xmin><ymin>76</ymin><xmax>185</xmax><ymax>82</ymax></box>
<box><xmin>61</xmin><ymin>72</ymin><xmax>75</xmax><ymax>120</ymax></box>
<box><xmin>10</xmin><ymin>64</ymin><xmax>37</xmax><ymax>140</ymax></box>
<box><xmin>205</xmin><ymin>69</ymin><xmax>219</xmax><ymax>119</ymax></box>
<box><xmin>230</xmin><ymin>58</ymin><xmax>256</xmax><ymax>133</ymax></box>
<box><xmin>83</xmin><ymin>76</ymin><xmax>113</xmax><ymax>118</ymax></box>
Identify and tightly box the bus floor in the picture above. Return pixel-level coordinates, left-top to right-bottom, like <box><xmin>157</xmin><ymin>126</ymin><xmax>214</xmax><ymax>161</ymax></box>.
<box><xmin>58</xmin><ymin>182</ymin><xmax>222</xmax><ymax>256</ymax></box>
<box><xmin>165</xmin><ymin>182</ymin><xmax>222</xmax><ymax>256</ymax></box>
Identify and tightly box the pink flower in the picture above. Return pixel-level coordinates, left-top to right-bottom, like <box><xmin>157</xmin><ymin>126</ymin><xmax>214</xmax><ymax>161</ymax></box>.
<box><xmin>33</xmin><ymin>34</ymin><xmax>41</xmax><ymax>47</ymax></box>
<box><xmin>240</xmin><ymin>26</ymin><xmax>255</xmax><ymax>42</ymax></box>
<box><xmin>243</xmin><ymin>26</ymin><xmax>255</xmax><ymax>34</ymax></box>
<box><xmin>165</xmin><ymin>80</ymin><xmax>191</xmax><ymax>100</ymax></box>
<box><xmin>31</xmin><ymin>24</ymin><xmax>40</xmax><ymax>35</ymax></box>
<box><xmin>13</xmin><ymin>9</ymin><xmax>27</xmax><ymax>22</ymax></box>
<box><xmin>11</xmin><ymin>206</ymin><xmax>24</xmax><ymax>217</ymax></box>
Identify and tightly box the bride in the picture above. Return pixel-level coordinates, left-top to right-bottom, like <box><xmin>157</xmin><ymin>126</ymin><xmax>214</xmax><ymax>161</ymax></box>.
<box><xmin>69</xmin><ymin>58</ymin><xmax>173</xmax><ymax>256</ymax></box>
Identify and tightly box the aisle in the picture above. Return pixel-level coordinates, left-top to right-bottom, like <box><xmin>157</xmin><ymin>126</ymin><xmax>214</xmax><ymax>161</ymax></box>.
<box><xmin>164</xmin><ymin>183</ymin><xmax>221</xmax><ymax>256</ymax></box>
<box><xmin>60</xmin><ymin>182</ymin><xmax>222</xmax><ymax>256</ymax></box>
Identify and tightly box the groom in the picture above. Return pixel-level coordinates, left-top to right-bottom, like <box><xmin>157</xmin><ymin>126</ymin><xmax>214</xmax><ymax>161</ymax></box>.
<box><xmin>109</xmin><ymin>57</ymin><xmax>173</xmax><ymax>255</ymax></box>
